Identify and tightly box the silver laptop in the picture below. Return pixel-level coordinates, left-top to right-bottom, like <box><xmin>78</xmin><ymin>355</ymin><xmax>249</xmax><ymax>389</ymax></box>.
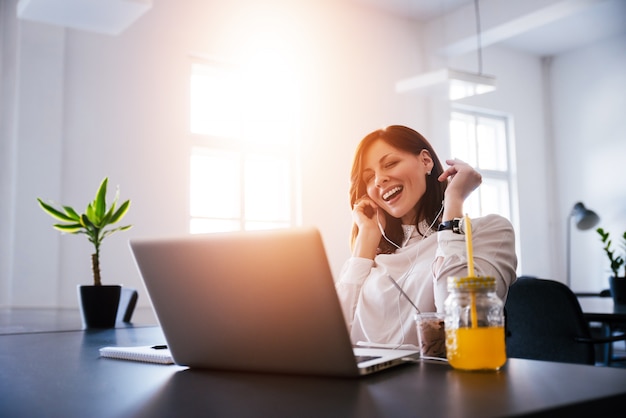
<box><xmin>129</xmin><ymin>227</ymin><xmax>418</xmax><ymax>377</ymax></box>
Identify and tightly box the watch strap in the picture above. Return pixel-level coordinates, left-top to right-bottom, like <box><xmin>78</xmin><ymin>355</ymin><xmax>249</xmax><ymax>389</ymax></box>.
<box><xmin>438</xmin><ymin>218</ymin><xmax>464</xmax><ymax>234</ymax></box>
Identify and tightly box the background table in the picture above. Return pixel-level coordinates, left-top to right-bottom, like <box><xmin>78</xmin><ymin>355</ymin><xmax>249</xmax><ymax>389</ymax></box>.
<box><xmin>577</xmin><ymin>296</ymin><xmax>626</xmax><ymax>366</ymax></box>
<box><xmin>578</xmin><ymin>296</ymin><xmax>626</xmax><ymax>323</ymax></box>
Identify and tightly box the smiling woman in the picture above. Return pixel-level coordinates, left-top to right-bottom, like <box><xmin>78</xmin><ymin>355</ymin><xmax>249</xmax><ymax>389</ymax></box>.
<box><xmin>335</xmin><ymin>125</ymin><xmax>518</xmax><ymax>348</ymax></box>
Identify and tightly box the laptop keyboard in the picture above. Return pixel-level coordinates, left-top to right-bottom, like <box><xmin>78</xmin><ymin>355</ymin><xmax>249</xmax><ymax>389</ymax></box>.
<box><xmin>355</xmin><ymin>355</ymin><xmax>381</xmax><ymax>364</ymax></box>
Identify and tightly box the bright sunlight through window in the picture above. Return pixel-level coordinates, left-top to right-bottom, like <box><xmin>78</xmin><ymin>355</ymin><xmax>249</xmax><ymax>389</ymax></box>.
<box><xmin>189</xmin><ymin>59</ymin><xmax>300</xmax><ymax>234</ymax></box>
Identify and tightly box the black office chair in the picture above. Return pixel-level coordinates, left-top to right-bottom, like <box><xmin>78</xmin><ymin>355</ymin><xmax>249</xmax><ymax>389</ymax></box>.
<box><xmin>505</xmin><ymin>277</ymin><xmax>626</xmax><ymax>365</ymax></box>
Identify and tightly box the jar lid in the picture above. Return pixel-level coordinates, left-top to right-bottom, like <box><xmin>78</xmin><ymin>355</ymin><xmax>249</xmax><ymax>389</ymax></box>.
<box><xmin>447</xmin><ymin>276</ymin><xmax>496</xmax><ymax>291</ymax></box>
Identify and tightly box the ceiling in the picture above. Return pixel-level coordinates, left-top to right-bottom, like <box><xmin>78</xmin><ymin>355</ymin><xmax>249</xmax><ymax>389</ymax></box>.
<box><xmin>16</xmin><ymin>0</ymin><xmax>626</xmax><ymax>56</ymax></box>
<box><xmin>353</xmin><ymin>0</ymin><xmax>626</xmax><ymax>57</ymax></box>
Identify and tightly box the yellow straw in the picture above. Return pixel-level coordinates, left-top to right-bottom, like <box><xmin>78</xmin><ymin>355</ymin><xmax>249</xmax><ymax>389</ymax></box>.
<box><xmin>470</xmin><ymin>292</ymin><xmax>478</xmax><ymax>328</ymax></box>
<box><xmin>465</xmin><ymin>214</ymin><xmax>478</xmax><ymax>328</ymax></box>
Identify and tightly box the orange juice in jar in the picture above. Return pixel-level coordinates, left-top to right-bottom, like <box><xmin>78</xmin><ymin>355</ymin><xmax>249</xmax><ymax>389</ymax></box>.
<box><xmin>445</xmin><ymin>327</ymin><xmax>507</xmax><ymax>370</ymax></box>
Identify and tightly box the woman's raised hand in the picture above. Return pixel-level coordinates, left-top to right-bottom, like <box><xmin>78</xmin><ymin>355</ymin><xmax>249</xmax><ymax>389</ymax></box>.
<box><xmin>438</xmin><ymin>159</ymin><xmax>482</xmax><ymax>220</ymax></box>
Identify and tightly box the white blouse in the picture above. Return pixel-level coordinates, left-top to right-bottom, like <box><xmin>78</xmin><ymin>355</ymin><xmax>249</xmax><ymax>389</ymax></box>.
<box><xmin>335</xmin><ymin>214</ymin><xmax>518</xmax><ymax>348</ymax></box>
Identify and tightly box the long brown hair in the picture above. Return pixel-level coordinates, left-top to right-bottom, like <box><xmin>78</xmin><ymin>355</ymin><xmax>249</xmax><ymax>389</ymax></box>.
<box><xmin>349</xmin><ymin>125</ymin><xmax>447</xmax><ymax>253</ymax></box>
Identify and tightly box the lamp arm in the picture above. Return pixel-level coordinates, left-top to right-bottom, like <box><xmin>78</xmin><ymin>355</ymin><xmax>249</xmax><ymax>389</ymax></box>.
<box><xmin>566</xmin><ymin>215</ymin><xmax>572</xmax><ymax>288</ymax></box>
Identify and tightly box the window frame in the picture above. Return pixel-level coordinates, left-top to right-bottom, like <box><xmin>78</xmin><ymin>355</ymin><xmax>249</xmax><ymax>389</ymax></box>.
<box><xmin>449</xmin><ymin>104</ymin><xmax>519</xmax><ymax>225</ymax></box>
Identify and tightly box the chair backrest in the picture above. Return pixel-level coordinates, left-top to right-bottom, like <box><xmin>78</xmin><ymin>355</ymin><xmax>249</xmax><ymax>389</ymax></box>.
<box><xmin>505</xmin><ymin>277</ymin><xmax>595</xmax><ymax>365</ymax></box>
<box><xmin>116</xmin><ymin>287</ymin><xmax>138</xmax><ymax>324</ymax></box>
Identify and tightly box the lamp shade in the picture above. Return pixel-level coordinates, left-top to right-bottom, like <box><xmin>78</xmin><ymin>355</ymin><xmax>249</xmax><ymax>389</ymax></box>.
<box><xmin>571</xmin><ymin>202</ymin><xmax>600</xmax><ymax>230</ymax></box>
<box><xmin>395</xmin><ymin>68</ymin><xmax>496</xmax><ymax>101</ymax></box>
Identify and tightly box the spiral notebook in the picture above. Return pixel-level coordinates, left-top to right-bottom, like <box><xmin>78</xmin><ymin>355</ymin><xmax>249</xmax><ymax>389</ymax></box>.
<box><xmin>99</xmin><ymin>345</ymin><xmax>174</xmax><ymax>364</ymax></box>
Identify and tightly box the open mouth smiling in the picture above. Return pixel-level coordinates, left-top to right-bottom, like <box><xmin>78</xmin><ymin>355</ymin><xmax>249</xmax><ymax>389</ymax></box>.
<box><xmin>382</xmin><ymin>186</ymin><xmax>403</xmax><ymax>201</ymax></box>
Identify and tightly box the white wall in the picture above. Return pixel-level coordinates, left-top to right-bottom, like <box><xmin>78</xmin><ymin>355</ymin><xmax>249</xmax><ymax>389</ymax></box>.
<box><xmin>551</xmin><ymin>32</ymin><xmax>626</xmax><ymax>291</ymax></box>
<box><xmin>1</xmin><ymin>0</ymin><xmax>625</xmax><ymax>309</ymax></box>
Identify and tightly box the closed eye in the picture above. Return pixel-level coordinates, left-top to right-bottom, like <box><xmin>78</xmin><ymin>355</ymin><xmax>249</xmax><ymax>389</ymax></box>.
<box><xmin>362</xmin><ymin>171</ymin><xmax>374</xmax><ymax>184</ymax></box>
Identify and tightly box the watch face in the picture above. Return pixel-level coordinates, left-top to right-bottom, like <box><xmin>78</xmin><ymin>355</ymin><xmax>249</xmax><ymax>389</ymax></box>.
<box><xmin>457</xmin><ymin>218</ymin><xmax>464</xmax><ymax>234</ymax></box>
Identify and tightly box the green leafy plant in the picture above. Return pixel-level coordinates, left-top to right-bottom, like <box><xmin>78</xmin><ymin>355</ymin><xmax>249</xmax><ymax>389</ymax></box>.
<box><xmin>597</xmin><ymin>227</ymin><xmax>626</xmax><ymax>278</ymax></box>
<box><xmin>37</xmin><ymin>177</ymin><xmax>132</xmax><ymax>286</ymax></box>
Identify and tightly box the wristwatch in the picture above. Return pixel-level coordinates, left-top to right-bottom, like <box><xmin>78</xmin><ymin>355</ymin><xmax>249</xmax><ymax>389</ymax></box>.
<box><xmin>438</xmin><ymin>218</ymin><xmax>464</xmax><ymax>234</ymax></box>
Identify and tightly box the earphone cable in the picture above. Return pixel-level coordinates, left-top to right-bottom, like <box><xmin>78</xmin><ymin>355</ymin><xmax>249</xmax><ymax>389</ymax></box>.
<box><xmin>375</xmin><ymin>202</ymin><xmax>444</xmax><ymax>348</ymax></box>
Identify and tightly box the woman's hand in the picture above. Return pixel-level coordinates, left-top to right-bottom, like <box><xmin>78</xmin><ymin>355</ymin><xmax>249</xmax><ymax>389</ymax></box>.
<box><xmin>351</xmin><ymin>196</ymin><xmax>382</xmax><ymax>259</ymax></box>
<box><xmin>438</xmin><ymin>159</ymin><xmax>482</xmax><ymax>220</ymax></box>
<box><xmin>352</xmin><ymin>196</ymin><xmax>379</xmax><ymax>231</ymax></box>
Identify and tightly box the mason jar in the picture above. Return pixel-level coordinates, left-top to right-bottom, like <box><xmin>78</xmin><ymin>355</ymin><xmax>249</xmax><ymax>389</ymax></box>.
<box><xmin>444</xmin><ymin>276</ymin><xmax>506</xmax><ymax>371</ymax></box>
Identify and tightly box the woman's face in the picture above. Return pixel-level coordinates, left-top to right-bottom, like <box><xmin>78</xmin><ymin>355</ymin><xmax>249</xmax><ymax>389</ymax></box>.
<box><xmin>361</xmin><ymin>139</ymin><xmax>433</xmax><ymax>224</ymax></box>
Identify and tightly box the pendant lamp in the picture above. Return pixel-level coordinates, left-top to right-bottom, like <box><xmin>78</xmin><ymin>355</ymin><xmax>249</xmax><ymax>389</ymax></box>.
<box><xmin>396</xmin><ymin>0</ymin><xmax>496</xmax><ymax>100</ymax></box>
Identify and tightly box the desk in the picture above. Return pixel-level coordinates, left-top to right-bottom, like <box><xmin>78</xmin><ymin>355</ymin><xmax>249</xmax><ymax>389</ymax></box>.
<box><xmin>2</xmin><ymin>326</ymin><xmax>626</xmax><ymax>417</ymax></box>
<box><xmin>578</xmin><ymin>296</ymin><xmax>626</xmax><ymax>324</ymax></box>
<box><xmin>578</xmin><ymin>296</ymin><xmax>626</xmax><ymax>365</ymax></box>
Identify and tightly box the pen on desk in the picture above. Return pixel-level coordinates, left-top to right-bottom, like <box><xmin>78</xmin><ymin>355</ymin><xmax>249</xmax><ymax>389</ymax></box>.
<box><xmin>151</xmin><ymin>345</ymin><xmax>168</xmax><ymax>350</ymax></box>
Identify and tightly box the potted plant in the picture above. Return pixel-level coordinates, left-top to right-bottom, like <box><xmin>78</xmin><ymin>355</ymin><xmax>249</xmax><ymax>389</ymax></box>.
<box><xmin>597</xmin><ymin>227</ymin><xmax>626</xmax><ymax>305</ymax></box>
<box><xmin>37</xmin><ymin>177</ymin><xmax>132</xmax><ymax>328</ymax></box>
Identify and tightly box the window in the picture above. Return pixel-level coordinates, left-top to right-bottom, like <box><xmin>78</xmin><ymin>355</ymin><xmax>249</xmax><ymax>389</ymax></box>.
<box><xmin>449</xmin><ymin>109</ymin><xmax>515</xmax><ymax>220</ymax></box>
<box><xmin>189</xmin><ymin>60</ymin><xmax>300</xmax><ymax>233</ymax></box>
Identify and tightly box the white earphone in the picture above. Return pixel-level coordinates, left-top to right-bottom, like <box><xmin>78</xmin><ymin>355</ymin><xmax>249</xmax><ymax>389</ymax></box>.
<box><xmin>376</xmin><ymin>202</ymin><xmax>444</xmax><ymax>250</ymax></box>
<box><xmin>376</xmin><ymin>209</ymin><xmax>401</xmax><ymax>249</ymax></box>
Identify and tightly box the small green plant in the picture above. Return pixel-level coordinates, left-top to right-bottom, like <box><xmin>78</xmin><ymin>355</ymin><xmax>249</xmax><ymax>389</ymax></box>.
<box><xmin>597</xmin><ymin>227</ymin><xmax>626</xmax><ymax>278</ymax></box>
<box><xmin>37</xmin><ymin>177</ymin><xmax>132</xmax><ymax>286</ymax></box>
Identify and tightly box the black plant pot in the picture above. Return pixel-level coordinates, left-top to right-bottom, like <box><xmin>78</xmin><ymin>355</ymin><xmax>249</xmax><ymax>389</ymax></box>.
<box><xmin>78</xmin><ymin>285</ymin><xmax>121</xmax><ymax>329</ymax></box>
<box><xmin>609</xmin><ymin>276</ymin><xmax>626</xmax><ymax>306</ymax></box>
